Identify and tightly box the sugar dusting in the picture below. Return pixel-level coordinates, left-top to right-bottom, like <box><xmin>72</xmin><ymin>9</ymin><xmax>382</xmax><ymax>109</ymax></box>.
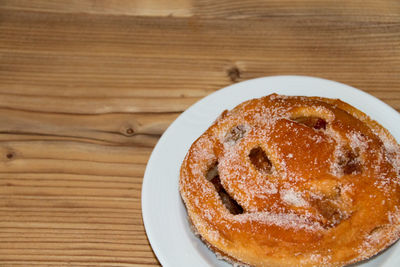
<box><xmin>347</xmin><ymin>131</ymin><xmax>371</xmax><ymax>153</ymax></box>
<box><xmin>207</xmin><ymin>229</ymin><xmax>221</xmax><ymax>243</ymax></box>
<box><xmin>280</xmin><ymin>189</ymin><xmax>309</xmax><ymax>207</ymax></box>
<box><xmin>233</xmin><ymin>211</ymin><xmax>322</xmax><ymax>232</ymax></box>
<box><xmin>378</xmin><ymin>128</ymin><xmax>400</xmax><ymax>177</ymax></box>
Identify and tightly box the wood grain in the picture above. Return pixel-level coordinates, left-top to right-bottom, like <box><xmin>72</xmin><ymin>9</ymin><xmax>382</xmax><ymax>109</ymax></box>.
<box><xmin>0</xmin><ymin>0</ymin><xmax>193</xmax><ymax>17</ymax></box>
<box><xmin>0</xmin><ymin>0</ymin><xmax>399</xmax><ymax>266</ymax></box>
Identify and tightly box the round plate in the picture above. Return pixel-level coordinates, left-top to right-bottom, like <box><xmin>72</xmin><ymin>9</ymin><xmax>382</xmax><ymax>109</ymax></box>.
<box><xmin>142</xmin><ymin>75</ymin><xmax>400</xmax><ymax>267</ymax></box>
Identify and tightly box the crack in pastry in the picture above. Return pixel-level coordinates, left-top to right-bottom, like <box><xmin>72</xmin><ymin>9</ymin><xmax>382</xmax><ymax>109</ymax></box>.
<box><xmin>291</xmin><ymin>116</ymin><xmax>327</xmax><ymax>130</ymax></box>
<box><xmin>206</xmin><ymin>162</ymin><xmax>244</xmax><ymax>215</ymax></box>
<box><xmin>249</xmin><ymin>146</ymin><xmax>273</xmax><ymax>174</ymax></box>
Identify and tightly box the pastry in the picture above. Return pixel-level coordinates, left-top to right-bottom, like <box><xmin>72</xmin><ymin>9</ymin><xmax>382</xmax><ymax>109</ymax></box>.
<box><xmin>179</xmin><ymin>94</ymin><xmax>400</xmax><ymax>266</ymax></box>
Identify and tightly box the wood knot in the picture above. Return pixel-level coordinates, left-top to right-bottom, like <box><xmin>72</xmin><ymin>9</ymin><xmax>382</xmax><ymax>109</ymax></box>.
<box><xmin>227</xmin><ymin>66</ymin><xmax>241</xmax><ymax>82</ymax></box>
<box><xmin>125</xmin><ymin>128</ymin><xmax>135</xmax><ymax>136</ymax></box>
<box><xmin>6</xmin><ymin>152</ymin><xmax>14</xmax><ymax>160</ymax></box>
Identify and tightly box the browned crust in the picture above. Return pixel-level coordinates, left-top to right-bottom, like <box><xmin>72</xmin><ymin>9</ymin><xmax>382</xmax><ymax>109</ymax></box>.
<box><xmin>185</xmin><ymin>211</ymin><xmax>250</xmax><ymax>267</ymax></box>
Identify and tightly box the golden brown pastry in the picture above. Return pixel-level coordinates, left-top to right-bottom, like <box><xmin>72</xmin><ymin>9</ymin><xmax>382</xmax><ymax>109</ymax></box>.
<box><xmin>179</xmin><ymin>94</ymin><xmax>400</xmax><ymax>267</ymax></box>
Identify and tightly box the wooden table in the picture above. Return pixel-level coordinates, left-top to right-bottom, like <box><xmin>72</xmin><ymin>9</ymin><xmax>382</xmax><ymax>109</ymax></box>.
<box><xmin>0</xmin><ymin>1</ymin><xmax>399</xmax><ymax>266</ymax></box>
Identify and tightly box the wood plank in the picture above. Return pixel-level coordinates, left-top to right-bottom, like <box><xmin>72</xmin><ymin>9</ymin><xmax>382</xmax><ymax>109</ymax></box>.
<box><xmin>194</xmin><ymin>0</ymin><xmax>400</xmax><ymax>21</ymax></box>
<box><xmin>0</xmin><ymin>0</ymin><xmax>192</xmax><ymax>17</ymax></box>
<box><xmin>1</xmin><ymin>10</ymin><xmax>399</xmax><ymax>60</ymax></box>
<box><xmin>0</xmin><ymin>109</ymin><xmax>178</xmax><ymax>146</ymax></box>
<box><xmin>0</xmin><ymin>141</ymin><xmax>152</xmax><ymax>164</ymax></box>
<box><xmin>0</xmin><ymin>94</ymin><xmax>198</xmax><ymax>114</ymax></box>
<box><xmin>2</xmin><ymin>0</ymin><xmax>400</xmax><ymax>22</ymax></box>
<box><xmin>0</xmin><ymin>53</ymin><xmax>225</xmax><ymax>97</ymax></box>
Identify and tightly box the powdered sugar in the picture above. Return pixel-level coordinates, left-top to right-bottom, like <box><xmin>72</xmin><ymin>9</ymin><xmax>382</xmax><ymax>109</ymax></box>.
<box><xmin>207</xmin><ymin>229</ymin><xmax>221</xmax><ymax>242</ymax></box>
<box><xmin>233</xmin><ymin>211</ymin><xmax>322</xmax><ymax>232</ymax></box>
<box><xmin>280</xmin><ymin>189</ymin><xmax>309</xmax><ymax>207</ymax></box>
<box><xmin>347</xmin><ymin>131</ymin><xmax>371</xmax><ymax>153</ymax></box>
<box><xmin>379</xmin><ymin>130</ymin><xmax>400</xmax><ymax>176</ymax></box>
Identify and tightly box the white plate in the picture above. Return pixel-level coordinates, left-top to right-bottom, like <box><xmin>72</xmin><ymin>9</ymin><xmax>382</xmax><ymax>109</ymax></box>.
<box><xmin>142</xmin><ymin>75</ymin><xmax>400</xmax><ymax>267</ymax></box>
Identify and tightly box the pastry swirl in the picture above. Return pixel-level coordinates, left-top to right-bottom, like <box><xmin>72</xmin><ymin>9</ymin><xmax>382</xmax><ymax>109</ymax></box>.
<box><xmin>179</xmin><ymin>94</ymin><xmax>400</xmax><ymax>266</ymax></box>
